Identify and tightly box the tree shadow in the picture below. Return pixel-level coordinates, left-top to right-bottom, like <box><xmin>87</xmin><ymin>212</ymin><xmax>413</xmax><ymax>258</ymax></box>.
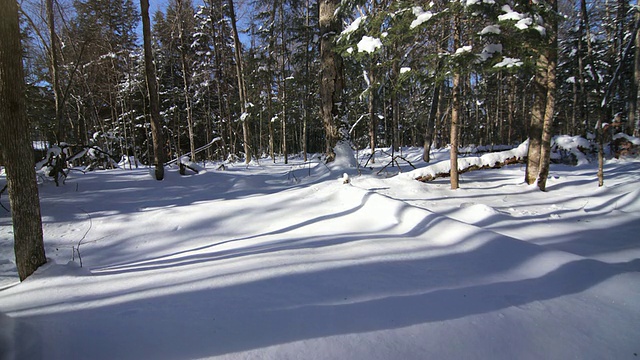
<box><xmin>8</xmin><ymin>236</ymin><xmax>638</xmax><ymax>360</ymax></box>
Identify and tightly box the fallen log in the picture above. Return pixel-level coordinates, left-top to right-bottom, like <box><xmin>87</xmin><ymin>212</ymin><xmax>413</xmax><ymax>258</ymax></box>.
<box><xmin>415</xmin><ymin>156</ymin><xmax>525</xmax><ymax>182</ymax></box>
<box><xmin>404</xmin><ymin>140</ymin><xmax>530</xmax><ymax>183</ymax></box>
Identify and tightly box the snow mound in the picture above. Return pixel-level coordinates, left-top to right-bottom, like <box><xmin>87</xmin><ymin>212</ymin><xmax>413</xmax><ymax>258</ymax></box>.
<box><xmin>608</xmin><ymin>189</ymin><xmax>640</xmax><ymax>213</ymax></box>
<box><xmin>613</xmin><ymin>132</ymin><xmax>640</xmax><ymax>145</ymax></box>
<box><xmin>328</xmin><ymin>141</ymin><xmax>358</xmax><ymax>172</ymax></box>
<box><xmin>449</xmin><ymin>203</ymin><xmax>509</xmax><ymax>226</ymax></box>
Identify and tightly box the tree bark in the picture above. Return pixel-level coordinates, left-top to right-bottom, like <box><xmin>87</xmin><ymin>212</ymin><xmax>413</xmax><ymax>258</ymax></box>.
<box><xmin>450</xmin><ymin>12</ymin><xmax>461</xmax><ymax>190</ymax></box>
<box><xmin>368</xmin><ymin>66</ymin><xmax>377</xmax><ymax>163</ymax></box>
<box><xmin>280</xmin><ymin>1</ymin><xmax>288</xmax><ymax>164</ymax></box>
<box><xmin>634</xmin><ymin>9</ymin><xmax>640</xmax><ymax>137</ymax></box>
<box><xmin>525</xmin><ymin>52</ymin><xmax>548</xmax><ymax>185</ymax></box>
<box><xmin>46</xmin><ymin>0</ymin><xmax>64</xmax><ymax>142</ymax></box>
<box><xmin>176</xmin><ymin>0</ymin><xmax>197</xmax><ymax>162</ymax></box>
<box><xmin>422</xmin><ymin>83</ymin><xmax>440</xmax><ymax>163</ymax></box>
<box><xmin>537</xmin><ymin>0</ymin><xmax>558</xmax><ymax>192</ymax></box>
<box><xmin>319</xmin><ymin>0</ymin><xmax>344</xmax><ymax>162</ymax></box>
<box><xmin>228</xmin><ymin>0</ymin><xmax>251</xmax><ymax>164</ymax></box>
<box><xmin>140</xmin><ymin>0</ymin><xmax>165</xmax><ymax>180</ymax></box>
<box><xmin>0</xmin><ymin>0</ymin><xmax>47</xmax><ymax>281</ymax></box>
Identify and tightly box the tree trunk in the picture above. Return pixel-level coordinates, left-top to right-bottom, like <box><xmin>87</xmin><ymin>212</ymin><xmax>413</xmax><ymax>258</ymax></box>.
<box><xmin>537</xmin><ymin>0</ymin><xmax>558</xmax><ymax>191</ymax></box>
<box><xmin>140</xmin><ymin>0</ymin><xmax>165</xmax><ymax>180</ymax></box>
<box><xmin>525</xmin><ymin>52</ymin><xmax>548</xmax><ymax>185</ymax></box>
<box><xmin>280</xmin><ymin>2</ymin><xmax>288</xmax><ymax>164</ymax></box>
<box><xmin>392</xmin><ymin>60</ymin><xmax>400</xmax><ymax>154</ymax></box>
<box><xmin>368</xmin><ymin>66</ymin><xmax>377</xmax><ymax>163</ymax></box>
<box><xmin>302</xmin><ymin>0</ymin><xmax>311</xmax><ymax>162</ymax></box>
<box><xmin>228</xmin><ymin>0</ymin><xmax>251</xmax><ymax>164</ymax></box>
<box><xmin>177</xmin><ymin>0</ymin><xmax>196</xmax><ymax>162</ymax></box>
<box><xmin>319</xmin><ymin>0</ymin><xmax>344</xmax><ymax>162</ymax></box>
<box><xmin>634</xmin><ymin>9</ymin><xmax>640</xmax><ymax>137</ymax></box>
<box><xmin>0</xmin><ymin>0</ymin><xmax>47</xmax><ymax>281</ymax></box>
<box><xmin>450</xmin><ymin>13</ymin><xmax>461</xmax><ymax>190</ymax></box>
<box><xmin>46</xmin><ymin>0</ymin><xmax>64</xmax><ymax>142</ymax></box>
<box><xmin>422</xmin><ymin>83</ymin><xmax>440</xmax><ymax>162</ymax></box>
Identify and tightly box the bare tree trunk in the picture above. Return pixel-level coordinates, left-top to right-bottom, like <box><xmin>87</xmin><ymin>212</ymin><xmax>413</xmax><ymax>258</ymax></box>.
<box><xmin>140</xmin><ymin>0</ymin><xmax>165</xmax><ymax>180</ymax></box>
<box><xmin>280</xmin><ymin>2</ymin><xmax>288</xmax><ymax>164</ymax></box>
<box><xmin>526</xmin><ymin>52</ymin><xmax>548</xmax><ymax>185</ymax></box>
<box><xmin>176</xmin><ymin>0</ymin><xmax>196</xmax><ymax>162</ymax></box>
<box><xmin>422</xmin><ymin>83</ymin><xmax>440</xmax><ymax>162</ymax></box>
<box><xmin>0</xmin><ymin>0</ymin><xmax>47</xmax><ymax>280</ymax></box>
<box><xmin>368</xmin><ymin>66</ymin><xmax>377</xmax><ymax>163</ymax></box>
<box><xmin>228</xmin><ymin>0</ymin><xmax>251</xmax><ymax>164</ymax></box>
<box><xmin>450</xmin><ymin>12</ymin><xmax>461</xmax><ymax>190</ymax></box>
<box><xmin>302</xmin><ymin>0</ymin><xmax>311</xmax><ymax>162</ymax></box>
<box><xmin>537</xmin><ymin>0</ymin><xmax>558</xmax><ymax>191</ymax></box>
<box><xmin>392</xmin><ymin>60</ymin><xmax>400</xmax><ymax>154</ymax></box>
<box><xmin>46</xmin><ymin>0</ymin><xmax>64</xmax><ymax>142</ymax></box>
<box><xmin>319</xmin><ymin>0</ymin><xmax>344</xmax><ymax>162</ymax></box>
<box><xmin>634</xmin><ymin>9</ymin><xmax>640</xmax><ymax>137</ymax></box>
<box><xmin>208</xmin><ymin>0</ymin><xmax>229</xmax><ymax>160</ymax></box>
<box><xmin>451</xmin><ymin>76</ymin><xmax>460</xmax><ymax>190</ymax></box>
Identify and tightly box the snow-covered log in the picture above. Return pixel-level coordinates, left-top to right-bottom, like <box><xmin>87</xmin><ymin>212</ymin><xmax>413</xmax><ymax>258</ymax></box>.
<box><xmin>404</xmin><ymin>141</ymin><xmax>529</xmax><ymax>182</ymax></box>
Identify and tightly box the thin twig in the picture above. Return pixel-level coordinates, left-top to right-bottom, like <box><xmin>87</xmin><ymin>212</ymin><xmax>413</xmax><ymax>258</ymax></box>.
<box><xmin>74</xmin><ymin>208</ymin><xmax>93</xmax><ymax>268</ymax></box>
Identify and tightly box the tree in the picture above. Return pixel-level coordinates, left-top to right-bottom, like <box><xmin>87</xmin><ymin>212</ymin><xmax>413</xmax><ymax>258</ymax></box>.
<box><xmin>511</xmin><ymin>0</ymin><xmax>558</xmax><ymax>190</ymax></box>
<box><xmin>228</xmin><ymin>0</ymin><xmax>252</xmax><ymax>164</ymax></box>
<box><xmin>0</xmin><ymin>0</ymin><xmax>47</xmax><ymax>281</ymax></box>
<box><xmin>635</xmin><ymin>8</ymin><xmax>640</xmax><ymax>138</ymax></box>
<box><xmin>319</xmin><ymin>0</ymin><xmax>345</xmax><ymax>162</ymax></box>
<box><xmin>175</xmin><ymin>0</ymin><xmax>197</xmax><ymax>162</ymax></box>
<box><xmin>450</xmin><ymin>8</ymin><xmax>462</xmax><ymax>190</ymax></box>
<box><xmin>140</xmin><ymin>0</ymin><xmax>166</xmax><ymax>180</ymax></box>
<box><xmin>46</xmin><ymin>0</ymin><xmax>63</xmax><ymax>142</ymax></box>
<box><xmin>535</xmin><ymin>0</ymin><xmax>558</xmax><ymax>191</ymax></box>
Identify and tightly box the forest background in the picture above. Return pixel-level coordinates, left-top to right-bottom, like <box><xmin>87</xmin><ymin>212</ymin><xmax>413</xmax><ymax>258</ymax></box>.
<box><xmin>17</xmin><ymin>0</ymin><xmax>640</xmax><ymax>171</ymax></box>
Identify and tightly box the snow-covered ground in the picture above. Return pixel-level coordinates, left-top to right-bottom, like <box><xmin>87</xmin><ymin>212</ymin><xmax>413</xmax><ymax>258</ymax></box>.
<box><xmin>1</xmin><ymin>146</ymin><xmax>639</xmax><ymax>359</ymax></box>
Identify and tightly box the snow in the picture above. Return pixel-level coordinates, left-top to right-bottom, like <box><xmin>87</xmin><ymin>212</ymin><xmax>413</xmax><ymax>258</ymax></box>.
<box><xmin>402</xmin><ymin>140</ymin><xmax>529</xmax><ymax>180</ymax></box>
<box><xmin>478</xmin><ymin>43</ymin><xmax>502</xmax><ymax>61</ymax></box>
<box><xmin>494</xmin><ymin>57</ymin><xmax>524</xmax><ymax>68</ymax></box>
<box><xmin>613</xmin><ymin>132</ymin><xmax>640</xmax><ymax>145</ymax></box>
<box><xmin>552</xmin><ymin>135</ymin><xmax>592</xmax><ymax>165</ymax></box>
<box><xmin>341</xmin><ymin>16</ymin><xmax>365</xmax><ymax>36</ymax></box>
<box><xmin>479</xmin><ymin>25</ymin><xmax>501</xmax><ymax>35</ymax></box>
<box><xmin>400</xmin><ymin>67</ymin><xmax>411</xmax><ymax>74</ymax></box>
<box><xmin>410</xmin><ymin>7</ymin><xmax>433</xmax><ymax>29</ymax></box>
<box><xmin>515</xmin><ymin>17</ymin><xmax>533</xmax><ymax>30</ymax></box>
<box><xmin>498</xmin><ymin>5</ymin><xmax>523</xmax><ymax>21</ymax></box>
<box><xmin>1</xmin><ymin>143</ymin><xmax>640</xmax><ymax>359</ymax></box>
<box><xmin>357</xmin><ymin>36</ymin><xmax>383</xmax><ymax>53</ymax></box>
<box><xmin>454</xmin><ymin>45</ymin><xmax>473</xmax><ymax>55</ymax></box>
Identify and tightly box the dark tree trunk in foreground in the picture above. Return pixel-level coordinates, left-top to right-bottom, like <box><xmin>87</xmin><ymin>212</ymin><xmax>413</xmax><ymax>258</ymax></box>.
<box><xmin>0</xmin><ymin>0</ymin><xmax>47</xmax><ymax>281</ymax></box>
<box><xmin>319</xmin><ymin>0</ymin><xmax>344</xmax><ymax>163</ymax></box>
<box><xmin>140</xmin><ymin>0</ymin><xmax>165</xmax><ymax>180</ymax></box>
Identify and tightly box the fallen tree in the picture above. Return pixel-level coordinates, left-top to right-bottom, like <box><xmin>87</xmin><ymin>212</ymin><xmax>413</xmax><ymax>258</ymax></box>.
<box><xmin>404</xmin><ymin>141</ymin><xmax>530</xmax><ymax>183</ymax></box>
<box><xmin>405</xmin><ymin>134</ymin><xmax>640</xmax><ymax>183</ymax></box>
<box><xmin>415</xmin><ymin>156</ymin><xmax>525</xmax><ymax>182</ymax></box>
